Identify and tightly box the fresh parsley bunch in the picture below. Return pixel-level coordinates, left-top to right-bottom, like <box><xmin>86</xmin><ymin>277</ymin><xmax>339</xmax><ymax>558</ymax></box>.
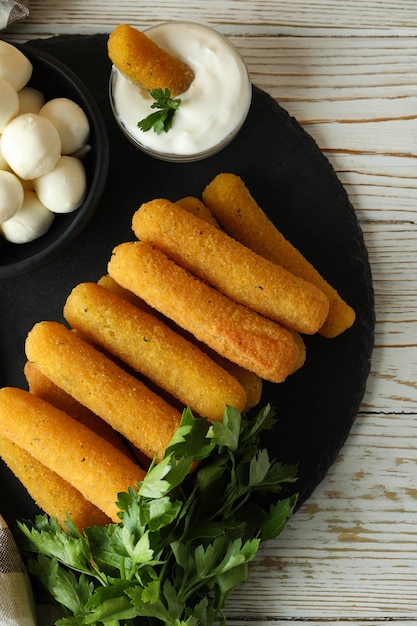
<box><xmin>17</xmin><ymin>405</ymin><xmax>297</xmax><ymax>626</ymax></box>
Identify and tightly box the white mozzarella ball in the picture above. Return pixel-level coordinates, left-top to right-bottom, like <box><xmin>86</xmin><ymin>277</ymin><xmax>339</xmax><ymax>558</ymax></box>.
<box><xmin>0</xmin><ymin>113</ymin><xmax>61</xmax><ymax>180</ymax></box>
<box><xmin>0</xmin><ymin>41</ymin><xmax>33</xmax><ymax>91</ymax></box>
<box><xmin>34</xmin><ymin>155</ymin><xmax>87</xmax><ymax>213</ymax></box>
<box><xmin>1</xmin><ymin>190</ymin><xmax>54</xmax><ymax>243</ymax></box>
<box><xmin>0</xmin><ymin>77</ymin><xmax>19</xmax><ymax>132</ymax></box>
<box><xmin>0</xmin><ymin>170</ymin><xmax>24</xmax><ymax>223</ymax></box>
<box><xmin>39</xmin><ymin>97</ymin><xmax>90</xmax><ymax>155</ymax></box>
<box><xmin>18</xmin><ymin>86</ymin><xmax>45</xmax><ymax>114</ymax></box>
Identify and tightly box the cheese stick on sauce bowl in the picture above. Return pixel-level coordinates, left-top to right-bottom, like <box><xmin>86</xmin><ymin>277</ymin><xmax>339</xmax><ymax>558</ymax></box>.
<box><xmin>108</xmin><ymin>21</ymin><xmax>252</xmax><ymax>162</ymax></box>
<box><xmin>108</xmin><ymin>23</ymin><xmax>195</xmax><ymax>96</ymax></box>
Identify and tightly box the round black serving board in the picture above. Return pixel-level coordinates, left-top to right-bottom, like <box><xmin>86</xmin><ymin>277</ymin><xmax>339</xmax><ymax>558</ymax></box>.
<box><xmin>0</xmin><ymin>34</ymin><xmax>374</xmax><ymax>525</ymax></box>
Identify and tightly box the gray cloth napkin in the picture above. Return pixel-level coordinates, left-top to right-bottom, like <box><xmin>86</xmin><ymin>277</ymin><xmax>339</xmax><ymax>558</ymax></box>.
<box><xmin>0</xmin><ymin>0</ymin><xmax>30</xmax><ymax>29</ymax></box>
<box><xmin>0</xmin><ymin>514</ymin><xmax>37</xmax><ymax>626</ymax></box>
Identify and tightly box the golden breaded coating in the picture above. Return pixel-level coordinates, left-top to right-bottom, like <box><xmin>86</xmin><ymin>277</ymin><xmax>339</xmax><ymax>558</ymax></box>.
<box><xmin>108</xmin><ymin>24</ymin><xmax>194</xmax><ymax>96</ymax></box>
<box><xmin>25</xmin><ymin>321</ymin><xmax>181</xmax><ymax>462</ymax></box>
<box><xmin>142</xmin><ymin>304</ymin><xmax>263</xmax><ymax>412</ymax></box>
<box><xmin>132</xmin><ymin>199</ymin><xmax>330</xmax><ymax>335</ymax></box>
<box><xmin>0</xmin><ymin>388</ymin><xmax>145</xmax><ymax>522</ymax></box>
<box><xmin>102</xmin><ymin>271</ymin><xmax>262</xmax><ymax>412</ymax></box>
<box><xmin>24</xmin><ymin>361</ymin><xmax>134</xmax><ymax>459</ymax></box>
<box><xmin>98</xmin><ymin>274</ymin><xmax>156</xmax><ymax>313</ymax></box>
<box><xmin>0</xmin><ymin>434</ymin><xmax>110</xmax><ymax>530</ymax></box>
<box><xmin>169</xmin><ymin>322</ymin><xmax>263</xmax><ymax>411</ymax></box>
<box><xmin>173</xmin><ymin>198</ymin><xmax>305</xmax><ymax>378</ymax></box>
<box><xmin>105</xmin><ymin>267</ymin><xmax>263</xmax><ymax>411</ymax></box>
<box><xmin>202</xmin><ymin>173</ymin><xmax>356</xmax><ymax>338</ymax></box>
<box><xmin>209</xmin><ymin>355</ymin><xmax>262</xmax><ymax>411</ymax></box>
<box><xmin>63</xmin><ymin>282</ymin><xmax>247</xmax><ymax>421</ymax></box>
<box><xmin>289</xmin><ymin>330</ymin><xmax>307</xmax><ymax>372</ymax></box>
<box><xmin>108</xmin><ymin>241</ymin><xmax>300</xmax><ymax>383</ymax></box>
<box><xmin>174</xmin><ymin>198</ymin><xmax>304</xmax><ymax>385</ymax></box>
<box><xmin>176</xmin><ymin>196</ymin><xmax>221</xmax><ymax>228</ymax></box>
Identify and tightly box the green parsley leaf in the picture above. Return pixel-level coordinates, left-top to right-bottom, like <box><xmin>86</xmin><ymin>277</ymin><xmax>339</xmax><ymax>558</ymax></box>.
<box><xmin>17</xmin><ymin>404</ymin><xmax>298</xmax><ymax>626</ymax></box>
<box><xmin>137</xmin><ymin>87</ymin><xmax>182</xmax><ymax>134</ymax></box>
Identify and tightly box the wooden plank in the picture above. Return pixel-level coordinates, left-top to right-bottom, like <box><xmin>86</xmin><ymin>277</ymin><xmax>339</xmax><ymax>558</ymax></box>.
<box><xmin>361</xmin><ymin>223</ymin><xmax>417</xmax><ymax>411</ymax></box>
<box><xmin>236</xmin><ymin>37</ymin><xmax>417</xmax><ymax>225</ymax></box>
<box><xmin>3</xmin><ymin>3</ymin><xmax>417</xmax><ymax>624</ymax></box>
<box><xmin>7</xmin><ymin>0</ymin><xmax>417</xmax><ymax>37</ymax></box>
<box><xmin>224</xmin><ymin>622</ymin><xmax>406</xmax><ymax>626</ymax></box>
<box><xmin>224</xmin><ymin>411</ymin><xmax>417</xmax><ymax>619</ymax></box>
<box><xmin>337</xmin><ymin>168</ymin><xmax>417</xmax><ymax>224</ymax></box>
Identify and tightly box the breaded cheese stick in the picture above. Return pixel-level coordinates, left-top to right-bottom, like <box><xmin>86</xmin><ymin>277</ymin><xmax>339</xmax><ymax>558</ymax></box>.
<box><xmin>24</xmin><ymin>361</ymin><xmax>134</xmax><ymax>459</ymax></box>
<box><xmin>102</xmin><ymin>268</ymin><xmax>263</xmax><ymax>410</ymax></box>
<box><xmin>173</xmin><ymin>199</ymin><xmax>306</xmax><ymax>374</ymax></box>
<box><xmin>108</xmin><ymin>241</ymin><xmax>300</xmax><ymax>383</ymax></box>
<box><xmin>132</xmin><ymin>199</ymin><xmax>329</xmax><ymax>335</ymax></box>
<box><xmin>108</xmin><ymin>24</ymin><xmax>194</xmax><ymax>96</ymax></box>
<box><xmin>176</xmin><ymin>196</ymin><xmax>221</xmax><ymax>228</ymax></box>
<box><xmin>0</xmin><ymin>434</ymin><xmax>110</xmax><ymax>530</ymax></box>
<box><xmin>174</xmin><ymin>200</ymin><xmax>306</xmax><ymax>378</ymax></box>
<box><xmin>206</xmin><ymin>353</ymin><xmax>262</xmax><ymax>411</ymax></box>
<box><xmin>0</xmin><ymin>388</ymin><xmax>145</xmax><ymax>522</ymax></box>
<box><xmin>202</xmin><ymin>173</ymin><xmax>356</xmax><ymax>338</ymax></box>
<box><xmin>98</xmin><ymin>274</ymin><xmax>154</xmax><ymax>312</ymax></box>
<box><xmin>148</xmin><ymin>307</ymin><xmax>263</xmax><ymax>411</ymax></box>
<box><xmin>25</xmin><ymin>321</ymin><xmax>181</xmax><ymax>462</ymax></box>
<box><xmin>290</xmin><ymin>330</ymin><xmax>307</xmax><ymax>371</ymax></box>
<box><xmin>108</xmin><ymin>274</ymin><xmax>263</xmax><ymax>412</ymax></box>
<box><xmin>98</xmin><ymin>274</ymin><xmax>169</xmax><ymax>328</ymax></box>
<box><xmin>63</xmin><ymin>282</ymin><xmax>247</xmax><ymax>421</ymax></box>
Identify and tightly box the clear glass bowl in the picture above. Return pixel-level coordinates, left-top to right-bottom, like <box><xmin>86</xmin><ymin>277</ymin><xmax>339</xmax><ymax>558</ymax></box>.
<box><xmin>108</xmin><ymin>21</ymin><xmax>252</xmax><ymax>163</ymax></box>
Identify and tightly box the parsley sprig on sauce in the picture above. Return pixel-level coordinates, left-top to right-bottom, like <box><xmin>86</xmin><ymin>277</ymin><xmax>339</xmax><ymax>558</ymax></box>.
<box><xmin>138</xmin><ymin>88</ymin><xmax>182</xmax><ymax>134</ymax></box>
<box><xmin>17</xmin><ymin>405</ymin><xmax>297</xmax><ymax>626</ymax></box>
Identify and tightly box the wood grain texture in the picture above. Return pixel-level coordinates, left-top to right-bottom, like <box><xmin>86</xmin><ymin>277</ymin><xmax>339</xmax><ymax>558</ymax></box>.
<box><xmin>3</xmin><ymin>1</ymin><xmax>417</xmax><ymax>624</ymax></box>
<box><xmin>6</xmin><ymin>0</ymin><xmax>417</xmax><ymax>37</ymax></box>
<box><xmin>229</xmin><ymin>411</ymin><xmax>417</xmax><ymax>619</ymax></box>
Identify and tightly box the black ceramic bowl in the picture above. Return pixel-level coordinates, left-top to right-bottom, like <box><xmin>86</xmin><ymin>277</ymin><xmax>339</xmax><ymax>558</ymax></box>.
<box><xmin>0</xmin><ymin>43</ymin><xmax>109</xmax><ymax>279</ymax></box>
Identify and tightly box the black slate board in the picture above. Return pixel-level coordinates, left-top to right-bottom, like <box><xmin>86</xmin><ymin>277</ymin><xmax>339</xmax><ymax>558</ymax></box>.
<box><xmin>0</xmin><ymin>34</ymin><xmax>375</xmax><ymax>525</ymax></box>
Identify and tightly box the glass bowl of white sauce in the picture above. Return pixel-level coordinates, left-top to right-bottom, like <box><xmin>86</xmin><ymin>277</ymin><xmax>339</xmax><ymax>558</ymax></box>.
<box><xmin>109</xmin><ymin>21</ymin><xmax>252</xmax><ymax>162</ymax></box>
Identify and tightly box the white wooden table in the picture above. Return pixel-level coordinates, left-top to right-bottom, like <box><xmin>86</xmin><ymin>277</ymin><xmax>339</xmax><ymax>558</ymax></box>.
<box><xmin>4</xmin><ymin>1</ymin><xmax>417</xmax><ymax>624</ymax></box>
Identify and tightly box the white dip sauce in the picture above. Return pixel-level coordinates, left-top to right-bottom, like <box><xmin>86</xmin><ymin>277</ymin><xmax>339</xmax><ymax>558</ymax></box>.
<box><xmin>110</xmin><ymin>21</ymin><xmax>252</xmax><ymax>159</ymax></box>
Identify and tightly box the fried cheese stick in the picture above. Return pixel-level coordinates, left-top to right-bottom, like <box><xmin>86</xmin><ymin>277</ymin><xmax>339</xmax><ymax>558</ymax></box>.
<box><xmin>63</xmin><ymin>282</ymin><xmax>247</xmax><ymax>421</ymax></box>
<box><xmin>25</xmin><ymin>321</ymin><xmax>182</xmax><ymax>462</ymax></box>
<box><xmin>24</xmin><ymin>361</ymin><xmax>134</xmax><ymax>459</ymax></box>
<box><xmin>98</xmin><ymin>274</ymin><xmax>155</xmax><ymax>313</ymax></box>
<box><xmin>108</xmin><ymin>241</ymin><xmax>300</xmax><ymax>383</ymax></box>
<box><xmin>132</xmin><ymin>199</ymin><xmax>329</xmax><ymax>335</ymax></box>
<box><xmin>0</xmin><ymin>387</ymin><xmax>145</xmax><ymax>522</ymax></box>
<box><xmin>202</xmin><ymin>173</ymin><xmax>356</xmax><ymax>338</ymax></box>
<box><xmin>205</xmin><ymin>352</ymin><xmax>262</xmax><ymax>411</ymax></box>
<box><xmin>108</xmin><ymin>24</ymin><xmax>195</xmax><ymax>96</ymax></box>
<box><xmin>0</xmin><ymin>434</ymin><xmax>110</xmax><ymax>530</ymax></box>
<box><xmin>174</xmin><ymin>199</ymin><xmax>306</xmax><ymax>377</ymax></box>
<box><xmin>99</xmin><ymin>272</ymin><xmax>263</xmax><ymax>411</ymax></box>
<box><xmin>173</xmin><ymin>199</ymin><xmax>306</xmax><ymax>374</ymax></box>
<box><xmin>176</xmin><ymin>196</ymin><xmax>221</xmax><ymax>228</ymax></box>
